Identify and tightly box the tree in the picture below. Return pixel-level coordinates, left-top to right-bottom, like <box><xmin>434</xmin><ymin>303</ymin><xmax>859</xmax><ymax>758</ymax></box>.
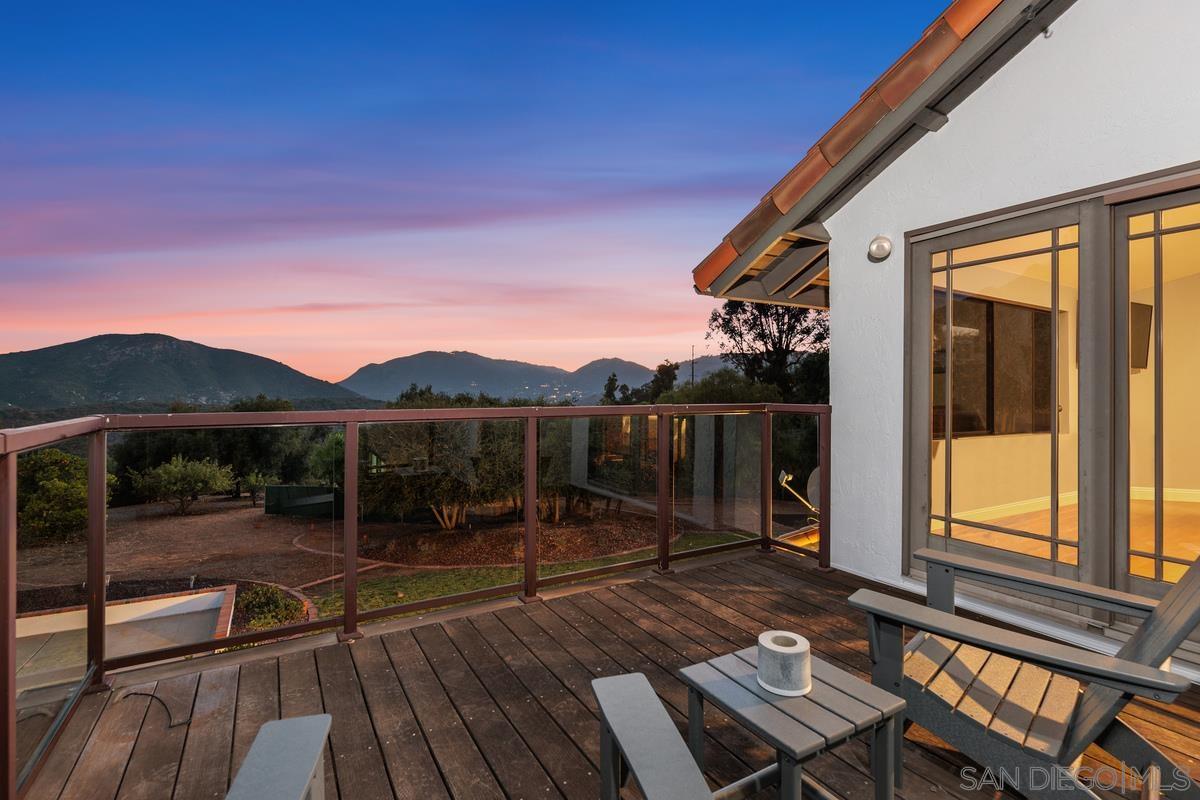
<box><xmin>308</xmin><ymin>431</ymin><xmax>345</xmax><ymax>487</ymax></box>
<box><xmin>17</xmin><ymin>448</ymin><xmax>114</xmax><ymax>546</ymax></box>
<box><xmin>791</xmin><ymin>350</ymin><xmax>829</xmax><ymax>404</ymax></box>
<box><xmin>132</xmin><ymin>456</ymin><xmax>234</xmax><ymax>515</ymax></box>
<box><xmin>707</xmin><ymin>301</ymin><xmax>829</xmax><ymax>399</ymax></box>
<box><xmin>217</xmin><ymin>395</ymin><xmax>309</xmax><ymax>496</ymax></box>
<box><xmin>601</xmin><ymin>373</ymin><xmax>619</xmax><ymax>405</ymax></box>
<box><xmin>618</xmin><ymin>361</ymin><xmax>679</xmax><ymax>404</ymax></box>
<box><xmin>656</xmin><ymin>368</ymin><xmax>783</xmax><ymax>404</ymax></box>
<box><xmin>243</xmin><ymin>470</ymin><xmax>277</xmax><ymax>507</ymax></box>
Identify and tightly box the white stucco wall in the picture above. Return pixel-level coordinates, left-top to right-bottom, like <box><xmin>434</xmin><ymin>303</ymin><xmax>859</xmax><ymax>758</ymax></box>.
<box><xmin>823</xmin><ymin>0</ymin><xmax>1200</xmax><ymax>584</ymax></box>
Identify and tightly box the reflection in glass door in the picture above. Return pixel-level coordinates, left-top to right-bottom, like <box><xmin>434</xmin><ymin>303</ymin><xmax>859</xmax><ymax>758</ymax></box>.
<box><xmin>925</xmin><ymin>222</ymin><xmax>1080</xmax><ymax>573</ymax></box>
<box><xmin>1120</xmin><ymin>194</ymin><xmax>1200</xmax><ymax>589</ymax></box>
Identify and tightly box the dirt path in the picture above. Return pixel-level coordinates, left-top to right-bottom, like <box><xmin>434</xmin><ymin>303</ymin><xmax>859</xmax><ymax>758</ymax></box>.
<box><xmin>18</xmin><ymin>497</ymin><xmax>346</xmax><ymax>593</ymax></box>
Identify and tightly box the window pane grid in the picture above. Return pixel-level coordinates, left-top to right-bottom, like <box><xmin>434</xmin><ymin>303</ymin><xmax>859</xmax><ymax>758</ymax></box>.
<box><xmin>932</xmin><ymin>514</ymin><xmax>1058</xmax><ymax>544</ymax></box>
<box><xmin>930</xmin><ymin>225</ymin><xmax>1078</xmax><ymax>565</ymax></box>
<box><xmin>1125</xmin><ymin>200</ymin><xmax>1200</xmax><ymax>585</ymax></box>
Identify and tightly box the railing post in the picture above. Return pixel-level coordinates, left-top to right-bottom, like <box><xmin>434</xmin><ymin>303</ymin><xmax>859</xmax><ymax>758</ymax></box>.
<box><xmin>760</xmin><ymin>411</ymin><xmax>773</xmax><ymax>552</ymax></box>
<box><xmin>86</xmin><ymin>431</ymin><xmax>110</xmax><ymax>691</ymax></box>
<box><xmin>2</xmin><ymin>452</ymin><xmax>17</xmax><ymax>800</ymax></box>
<box><xmin>339</xmin><ymin>422</ymin><xmax>362</xmax><ymax>642</ymax></box>
<box><xmin>655</xmin><ymin>411</ymin><xmax>672</xmax><ymax>574</ymax></box>
<box><xmin>818</xmin><ymin>408</ymin><xmax>832</xmax><ymax>571</ymax></box>
<box><xmin>521</xmin><ymin>414</ymin><xmax>542</xmax><ymax>603</ymax></box>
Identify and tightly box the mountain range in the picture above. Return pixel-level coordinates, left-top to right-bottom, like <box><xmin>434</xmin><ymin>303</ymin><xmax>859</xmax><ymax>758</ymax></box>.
<box><xmin>0</xmin><ymin>334</ymin><xmax>727</xmax><ymax>410</ymax></box>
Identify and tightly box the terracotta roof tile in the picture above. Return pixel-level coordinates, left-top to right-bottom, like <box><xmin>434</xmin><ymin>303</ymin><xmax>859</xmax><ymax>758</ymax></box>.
<box><xmin>817</xmin><ymin>91</ymin><xmax>891</xmax><ymax>166</ymax></box>
<box><xmin>692</xmin><ymin>239</ymin><xmax>738</xmax><ymax>292</ymax></box>
<box><xmin>771</xmin><ymin>149</ymin><xmax>833</xmax><ymax>214</ymax></box>
<box><xmin>944</xmin><ymin>0</ymin><xmax>1004</xmax><ymax>38</ymax></box>
<box><xmin>875</xmin><ymin>21</ymin><xmax>961</xmax><ymax>109</ymax></box>
<box><xmin>729</xmin><ymin>198</ymin><xmax>784</xmax><ymax>255</ymax></box>
<box><xmin>692</xmin><ymin>0</ymin><xmax>1004</xmax><ymax>293</ymax></box>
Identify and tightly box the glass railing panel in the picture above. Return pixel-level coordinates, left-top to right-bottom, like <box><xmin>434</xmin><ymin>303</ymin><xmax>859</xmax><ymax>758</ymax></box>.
<box><xmin>536</xmin><ymin>414</ymin><xmax>659</xmax><ymax>578</ymax></box>
<box><xmin>670</xmin><ymin>413</ymin><xmax>761</xmax><ymax>555</ymax></box>
<box><xmin>352</xmin><ymin>419</ymin><xmax>523</xmax><ymax>613</ymax></box>
<box><xmin>771</xmin><ymin>413</ymin><xmax>822</xmax><ymax>552</ymax></box>
<box><xmin>104</xmin><ymin>425</ymin><xmax>342</xmax><ymax>662</ymax></box>
<box><xmin>15</xmin><ymin>436</ymin><xmax>91</xmax><ymax>781</ymax></box>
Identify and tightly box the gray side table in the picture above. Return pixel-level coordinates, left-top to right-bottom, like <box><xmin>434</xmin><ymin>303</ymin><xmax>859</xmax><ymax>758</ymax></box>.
<box><xmin>679</xmin><ymin>647</ymin><xmax>905</xmax><ymax>800</ymax></box>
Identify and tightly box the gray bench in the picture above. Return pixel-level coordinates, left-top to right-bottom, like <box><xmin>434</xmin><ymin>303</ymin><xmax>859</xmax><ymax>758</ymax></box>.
<box><xmin>226</xmin><ymin>714</ymin><xmax>331</xmax><ymax>800</ymax></box>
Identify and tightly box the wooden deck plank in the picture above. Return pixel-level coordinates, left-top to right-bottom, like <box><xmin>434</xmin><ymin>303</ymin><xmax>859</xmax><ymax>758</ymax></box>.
<box><xmin>552</xmin><ymin>591</ymin><xmax>774</xmax><ymax>785</ymax></box>
<box><xmin>59</xmin><ymin>683</ymin><xmax>154</xmax><ymax>800</ymax></box>
<box><xmin>116</xmin><ymin>672</ymin><xmax>201</xmax><ymax>800</ymax></box>
<box><xmin>230</xmin><ymin>658</ymin><xmax>278</xmax><ymax>778</ymax></box>
<box><xmin>172</xmin><ymin>665</ymin><xmax>238</xmax><ymax>800</ymax></box>
<box><xmin>278</xmin><ymin>649</ymin><xmax>337</xmax><ymax>800</ymax></box>
<box><xmin>350</xmin><ymin>635</ymin><xmax>449</xmax><ymax>800</ymax></box>
<box><xmin>411</xmin><ymin>623</ymin><xmax>561</xmax><ymax>799</ymax></box>
<box><xmin>383</xmin><ymin>629</ymin><xmax>503</xmax><ymax>800</ymax></box>
<box><xmin>24</xmin><ymin>552</ymin><xmax>1200</xmax><ymax>800</ymax></box>
<box><xmin>24</xmin><ymin>690</ymin><xmax>108</xmax><ymax>800</ymax></box>
<box><xmin>588</xmin><ymin>588</ymin><xmax>715</xmax><ymax>664</ymax></box>
<box><xmin>441</xmin><ymin>616</ymin><xmax>597</xmax><ymax>797</ymax></box>
<box><xmin>468</xmin><ymin>611</ymin><xmax>603</xmax><ymax>765</ymax></box>
<box><xmin>533</xmin><ymin>594</ymin><xmax>764</xmax><ymax>787</ymax></box>
<box><xmin>680</xmin><ymin>564</ymin><xmax>871</xmax><ymax>670</ymax></box>
<box><xmin>313</xmin><ymin>643</ymin><xmax>395</xmax><ymax>800</ymax></box>
<box><xmin>16</xmin><ymin>707</ymin><xmax>56</xmax><ymax>772</ymax></box>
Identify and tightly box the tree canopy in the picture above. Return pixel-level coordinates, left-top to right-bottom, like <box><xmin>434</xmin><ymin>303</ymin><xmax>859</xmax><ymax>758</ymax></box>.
<box><xmin>656</xmin><ymin>368</ymin><xmax>782</xmax><ymax>404</ymax></box>
<box><xmin>706</xmin><ymin>301</ymin><xmax>828</xmax><ymax>400</ymax></box>
<box><xmin>17</xmin><ymin>448</ymin><xmax>114</xmax><ymax>546</ymax></box>
<box><xmin>131</xmin><ymin>455</ymin><xmax>234</xmax><ymax>515</ymax></box>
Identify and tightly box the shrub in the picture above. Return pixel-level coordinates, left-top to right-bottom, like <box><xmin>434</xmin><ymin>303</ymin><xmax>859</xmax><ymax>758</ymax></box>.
<box><xmin>131</xmin><ymin>455</ymin><xmax>234</xmax><ymax>515</ymax></box>
<box><xmin>234</xmin><ymin>584</ymin><xmax>305</xmax><ymax>631</ymax></box>
<box><xmin>17</xmin><ymin>448</ymin><xmax>114</xmax><ymax>546</ymax></box>
<box><xmin>244</xmin><ymin>470</ymin><xmax>276</xmax><ymax>507</ymax></box>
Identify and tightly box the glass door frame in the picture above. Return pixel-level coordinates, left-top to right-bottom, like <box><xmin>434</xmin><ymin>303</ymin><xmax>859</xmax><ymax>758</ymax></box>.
<box><xmin>904</xmin><ymin>201</ymin><xmax>1111</xmax><ymax>585</ymax></box>
<box><xmin>1112</xmin><ymin>186</ymin><xmax>1200</xmax><ymax>598</ymax></box>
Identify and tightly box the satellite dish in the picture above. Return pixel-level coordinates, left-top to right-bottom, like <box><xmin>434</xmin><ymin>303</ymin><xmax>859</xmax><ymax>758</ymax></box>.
<box><xmin>806</xmin><ymin>468</ymin><xmax>821</xmax><ymax>510</ymax></box>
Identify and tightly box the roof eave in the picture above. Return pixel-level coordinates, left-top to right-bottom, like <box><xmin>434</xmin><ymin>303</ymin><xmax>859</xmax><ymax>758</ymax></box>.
<box><xmin>699</xmin><ymin>0</ymin><xmax>1077</xmax><ymax>301</ymax></box>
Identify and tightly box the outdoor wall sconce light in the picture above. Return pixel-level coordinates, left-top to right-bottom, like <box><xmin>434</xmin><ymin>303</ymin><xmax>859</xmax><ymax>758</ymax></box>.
<box><xmin>868</xmin><ymin>235</ymin><xmax>892</xmax><ymax>262</ymax></box>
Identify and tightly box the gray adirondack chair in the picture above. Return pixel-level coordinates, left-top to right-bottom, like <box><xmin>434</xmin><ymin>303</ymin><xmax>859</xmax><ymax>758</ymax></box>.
<box><xmin>226</xmin><ymin>714</ymin><xmax>331</xmax><ymax>800</ymax></box>
<box><xmin>592</xmin><ymin>673</ymin><xmax>713</xmax><ymax>800</ymax></box>
<box><xmin>849</xmin><ymin>548</ymin><xmax>1198</xmax><ymax>800</ymax></box>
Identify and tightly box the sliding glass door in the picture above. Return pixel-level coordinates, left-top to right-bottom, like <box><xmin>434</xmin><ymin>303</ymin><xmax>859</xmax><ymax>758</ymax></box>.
<box><xmin>909</xmin><ymin>182</ymin><xmax>1200</xmax><ymax>606</ymax></box>
<box><xmin>911</xmin><ymin>207</ymin><xmax>1083</xmax><ymax>576</ymax></box>
<box><xmin>1116</xmin><ymin>189</ymin><xmax>1200</xmax><ymax>595</ymax></box>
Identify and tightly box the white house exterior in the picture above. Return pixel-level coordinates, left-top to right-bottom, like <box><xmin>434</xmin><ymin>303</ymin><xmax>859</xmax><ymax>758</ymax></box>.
<box><xmin>693</xmin><ymin>0</ymin><xmax>1200</xmax><ymax>670</ymax></box>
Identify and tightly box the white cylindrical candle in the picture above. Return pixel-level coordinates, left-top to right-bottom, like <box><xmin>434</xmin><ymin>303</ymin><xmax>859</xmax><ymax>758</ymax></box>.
<box><xmin>756</xmin><ymin>630</ymin><xmax>812</xmax><ymax>696</ymax></box>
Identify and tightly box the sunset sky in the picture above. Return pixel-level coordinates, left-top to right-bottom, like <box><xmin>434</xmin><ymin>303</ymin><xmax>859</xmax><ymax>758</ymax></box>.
<box><xmin>2</xmin><ymin>2</ymin><xmax>944</xmax><ymax>381</ymax></box>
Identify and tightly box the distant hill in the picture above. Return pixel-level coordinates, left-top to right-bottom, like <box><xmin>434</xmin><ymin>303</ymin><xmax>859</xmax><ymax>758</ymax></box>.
<box><xmin>0</xmin><ymin>334</ymin><xmax>734</xmax><ymax>414</ymax></box>
<box><xmin>568</xmin><ymin>358</ymin><xmax>653</xmax><ymax>394</ymax></box>
<box><xmin>679</xmin><ymin>355</ymin><xmax>727</xmax><ymax>384</ymax></box>
<box><xmin>339</xmin><ymin>351</ymin><xmax>729</xmax><ymax>402</ymax></box>
<box><xmin>0</xmin><ymin>334</ymin><xmax>361</xmax><ymax>410</ymax></box>
<box><xmin>340</xmin><ymin>351</ymin><xmax>587</xmax><ymax>402</ymax></box>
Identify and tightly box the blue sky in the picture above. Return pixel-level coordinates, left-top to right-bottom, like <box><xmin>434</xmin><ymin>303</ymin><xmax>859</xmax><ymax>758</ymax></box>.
<box><xmin>1</xmin><ymin>1</ymin><xmax>947</xmax><ymax>378</ymax></box>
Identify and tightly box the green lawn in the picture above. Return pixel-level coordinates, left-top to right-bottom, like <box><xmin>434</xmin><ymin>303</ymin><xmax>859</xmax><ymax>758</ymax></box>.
<box><xmin>314</xmin><ymin>529</ymin><xmax>750</xmax><ymax>617</ymax></box>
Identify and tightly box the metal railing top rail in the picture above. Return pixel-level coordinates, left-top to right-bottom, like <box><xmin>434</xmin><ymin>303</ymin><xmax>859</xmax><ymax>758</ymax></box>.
<box><xmin>0</xmin><ymin>403</ymin><xmax>830</xmax><ymax>455</ymax></box>
<box><xmin>0</xmin><ymin>415</ymin><xmax>106</xmax><ymax>456</ymax></box>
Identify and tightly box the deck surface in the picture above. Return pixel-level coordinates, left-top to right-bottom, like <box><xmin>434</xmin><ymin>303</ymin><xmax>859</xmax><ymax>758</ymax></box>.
<box><xmin>24</xmin><ymin>551</ymin><xmax>1200</xmax><ymax>800</ymax></box>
